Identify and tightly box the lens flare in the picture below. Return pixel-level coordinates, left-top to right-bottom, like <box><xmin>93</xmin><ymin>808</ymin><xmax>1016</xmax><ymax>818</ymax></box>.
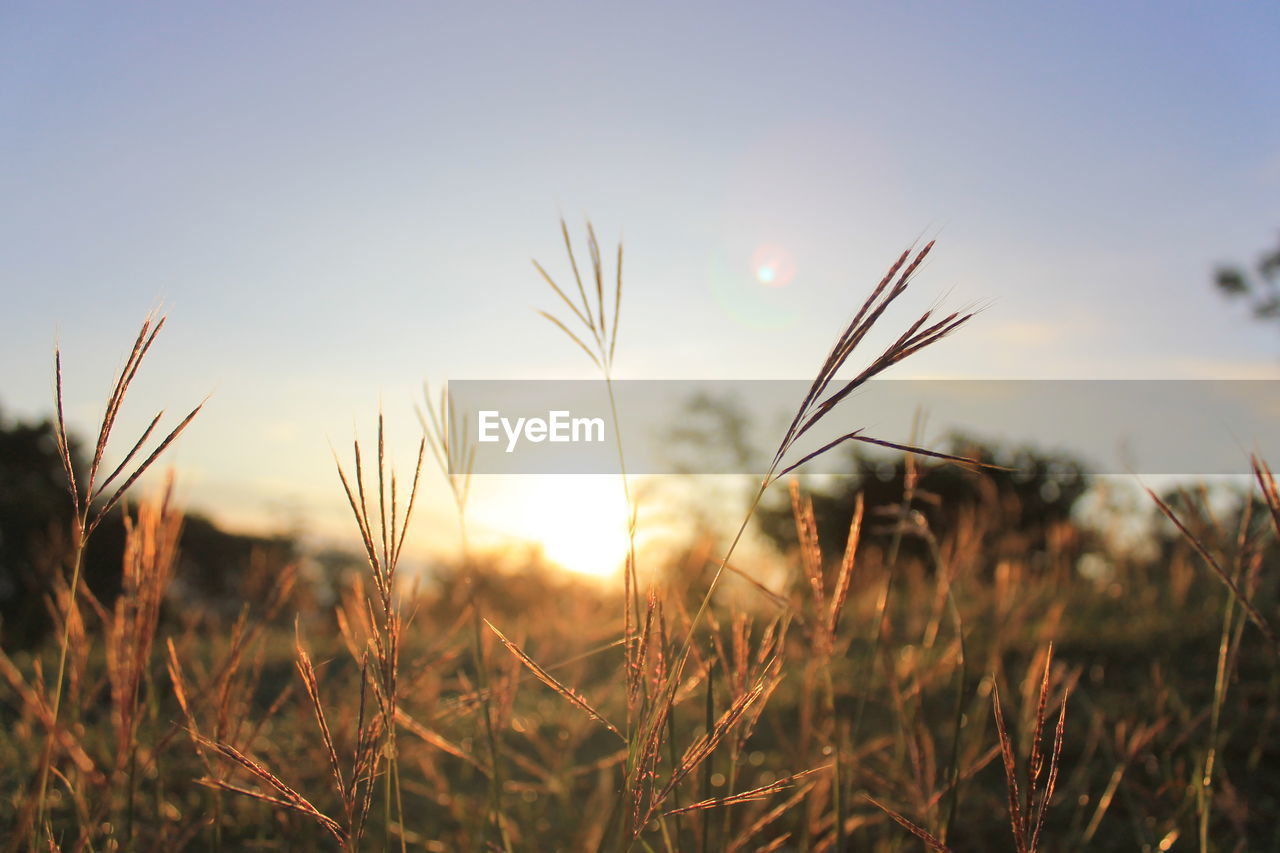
<box><xmin>708</xmin><ymin>244</ymin><xmax>800</xmax><ymax>331</ymax></box>
<box><xmin>751</xmin><ymin>244</ymin><xmax>796</xmax><ymax>288</ymax></box>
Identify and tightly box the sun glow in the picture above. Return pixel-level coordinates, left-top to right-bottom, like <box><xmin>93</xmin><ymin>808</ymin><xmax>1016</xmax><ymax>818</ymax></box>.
<box><xmin>470</xmin><ymin>476</ymin><xmax>632</xmax><ymax>577</ymax></box>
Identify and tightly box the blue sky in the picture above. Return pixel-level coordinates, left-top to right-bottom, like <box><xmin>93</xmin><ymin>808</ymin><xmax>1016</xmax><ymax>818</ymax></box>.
<box><xmin>3</xmin><ymin>3</ymin><xmax>1278</xmax><ymax>566</ymax></box>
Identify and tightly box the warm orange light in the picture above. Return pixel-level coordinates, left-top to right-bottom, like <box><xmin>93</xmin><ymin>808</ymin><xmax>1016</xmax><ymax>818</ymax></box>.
<box><xmin>471</xmin><ymin>477</ymin><xmax>631</xmax><ymax>577</ymax></box>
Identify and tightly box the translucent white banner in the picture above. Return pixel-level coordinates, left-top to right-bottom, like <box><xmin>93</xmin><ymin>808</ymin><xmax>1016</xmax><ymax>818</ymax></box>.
<box><xmin>446</xmin><ymin>380</ymin><xmax>1280</xmax><ymax>476</ymax></box>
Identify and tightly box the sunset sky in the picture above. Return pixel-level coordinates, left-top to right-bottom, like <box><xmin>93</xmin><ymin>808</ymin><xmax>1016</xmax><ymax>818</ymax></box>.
<box><xmin>3</xmin><ymin>3</ymin><xmax>1278</xmax><ymax>573</ymax></box>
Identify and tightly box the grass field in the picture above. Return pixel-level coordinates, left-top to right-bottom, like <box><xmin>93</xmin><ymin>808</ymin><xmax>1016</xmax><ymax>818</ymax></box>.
<box><xmin>3</xmin><ymin>236</ymin><xmax>1279</xmax><ymax>852</ymax></box>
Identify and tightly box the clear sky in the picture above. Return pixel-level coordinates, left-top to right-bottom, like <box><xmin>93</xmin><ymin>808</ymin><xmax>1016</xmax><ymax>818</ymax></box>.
<box><xmin>3</xmin><ymin>3</ymin><xmax>1278</xmax><ymax>571</ymax></box>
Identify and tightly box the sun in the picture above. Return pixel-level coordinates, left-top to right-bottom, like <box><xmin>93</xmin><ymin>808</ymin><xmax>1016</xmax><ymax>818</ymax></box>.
<box><xmin>470</xmin><ymin>476</ymin><xmax>632</xmax><ymax>577</ymax></box>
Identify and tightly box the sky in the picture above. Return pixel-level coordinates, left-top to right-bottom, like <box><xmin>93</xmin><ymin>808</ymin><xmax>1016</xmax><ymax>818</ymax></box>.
<box><xmin>2</xmin><ymin>3</ymin><xmax>1278</xmax><ymax>573</ymax></box>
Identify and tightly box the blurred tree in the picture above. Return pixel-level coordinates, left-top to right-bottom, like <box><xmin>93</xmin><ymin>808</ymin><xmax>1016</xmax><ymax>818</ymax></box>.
<box><xmin>662</xmin><ymin>390</ymin><xmax>758</xmax><ymax>475</ymax></box>
<box><xmin>0</xmin><ymin>403</ymin><xmax>298</xmax><ymax>647</ymax></box>
<box><xmin>756</xmin><ymin>433</ymin><xmax>1092</xmax><ymax>572</ymax></box>
<box><xmin>167</xmin><ymin>515</ymin><xmax>297</xmax><ymax>618</ymax></box>
<box><xmin>1214</xmin><ymin>234</ymin><xmax>1280</xmax><ymax>323</ymax></box>
<box><xmin>0</xmin><ymin>405</ymin><xmax>79</xmax><ymax>645</ymax></box>
<box><xmin>661</xmin><ymin>391</ymin><xmax>1093</xmax><ymax>574</ymax></box>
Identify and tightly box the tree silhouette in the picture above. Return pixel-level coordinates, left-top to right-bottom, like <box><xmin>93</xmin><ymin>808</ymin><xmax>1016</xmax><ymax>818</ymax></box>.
<box><xmin>756</xmin><ymin>433</ymin><xmax>1091</xmax><ymax>573</ymax></box>
<box><xmin>660</xmin><ymin>391</ymin><xmax>1093</xmax><ymax>574</ymax></box>
<box><xmin>1214</xmin><ymin>234</ymin><xmax>1280</xmax><ymax>322</ymax></box>
<box><xmin>0</xmin><ymin>405</ymin><xmax>81</xmax><ymax>645</ymax></box>
<box><xmin>0</xmin><ymin>403</ymin><xmax>297</xmax><ymax>647</ymax></box>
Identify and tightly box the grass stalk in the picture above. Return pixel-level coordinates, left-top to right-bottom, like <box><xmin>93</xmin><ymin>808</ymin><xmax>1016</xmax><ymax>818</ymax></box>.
<box><xmin>34</xmin><ymin>316</ymin><xmax>201</xmax><ymax>849</ymax></box>
<box><xmin>421</xmin><ymin>385</ymin><xmax>512</xmax><ymax>853</ymax></box>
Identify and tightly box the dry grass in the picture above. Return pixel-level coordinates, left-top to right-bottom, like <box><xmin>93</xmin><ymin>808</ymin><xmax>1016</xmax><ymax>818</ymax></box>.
<box><xmin>4</xmin><ymin>233</ymin><xmax>1280</xmax><ymax>852</ymax></box>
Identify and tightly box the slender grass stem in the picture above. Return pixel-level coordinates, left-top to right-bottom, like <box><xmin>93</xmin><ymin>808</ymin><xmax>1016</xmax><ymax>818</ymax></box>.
<box><xmin>34</xmin><ymin>515</ymin><xmax>87</xmax><ymax>848</ymax></box>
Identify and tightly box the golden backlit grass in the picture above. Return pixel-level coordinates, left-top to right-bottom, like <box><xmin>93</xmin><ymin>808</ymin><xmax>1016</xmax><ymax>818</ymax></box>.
<box><xmin>3</xmin><ymin>234</ymin><xmax>1279</xmax><ymax>852</ymax></box>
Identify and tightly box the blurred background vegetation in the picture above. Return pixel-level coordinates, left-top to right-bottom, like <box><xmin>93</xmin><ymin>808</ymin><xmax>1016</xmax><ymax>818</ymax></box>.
<box><xmin>4</xmin><ymin>388</ymin><xmax>1279</xmax><ymax>850</ymax></box>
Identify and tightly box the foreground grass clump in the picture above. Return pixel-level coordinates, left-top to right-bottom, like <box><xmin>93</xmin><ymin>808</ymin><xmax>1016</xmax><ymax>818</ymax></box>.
<box><xmin>3</xmin><ymin>231</ymin><xmax>1279</xmax><ymax>852</ymax></box>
